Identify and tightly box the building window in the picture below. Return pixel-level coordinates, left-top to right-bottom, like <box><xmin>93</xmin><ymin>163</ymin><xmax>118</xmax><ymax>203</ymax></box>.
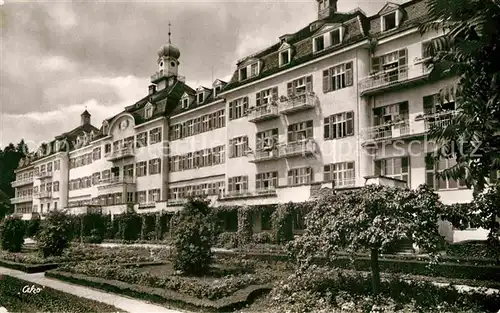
<box><xmin>256</xmin><ymin>172</ymin><xmax>278</xmax><ymax>191</ymax></box>
<box><xmin>145</xmin><ymin>104</ymin><xmax>153</xmax><ymax>119</ymax></box>
<box><xmin>287</xmin><ymin>75</ymin><xmax>313</xmax><ymax>97</ymax></box>
<box><xmin>371</xmin><ymin>49</ymin><xmax>407</xmax><ymax>77</ymax></box>
<box><xmin>46</xmin><ymin>182</ymin><xmax>52</xmax><ymax>192</ymax></box>
<box><xmin>197</xmin><ymin>92</ymin><xmax>204</xmax><ymax>104</ymax></box>
<box><xmin>229</xmin><ymin>97</ymin><xmax>249</xmax><ymax>120</ymax></box>
<box><xmin>53</xmin><ymin>181</ymin><xmax>59</xmax><ymax>192</ymax></box>
<box><xmin>229</xmin><ymin>136</ymin><xmax>248</xmax><ymax>158</ymax></box>
<box><xmin>104</xmin><ymin>143</ymin><xmax>111</xmax><ymax>154</ymax></box>
<box><xmin>314</xmin><ymin>36</ymin><xmax>325</xmax><ymax>52</ymax></box>
<box><xmin>148</xmin><ymin>189</ymin><xmax>160</xmax><ymax>202</ymax></box>
<box><xmin>136</xmin><ymin>161</ymin><xmax>147</xmax><ymax>177</ymax></box>
<box><xmin>425</xmin><ymin>154</ymin><xmax>466</xmax><ymax>190</ymax></box>
<box><xmin>323</xmin><ymin>62</ymin><xmax>353</xmax><ymax>93</ymax></box>
<box><xmin>324</xmin><ymin>162</ymin><xmax>355</xmax><ymax>187</ymax></box>
<box><xmin>324</xmin><ymin>111</ymin><xmax>354</xmax><ymax>140</ymax></box>
<box><xmin>287</xmin><ymin>167</ymin><xmax>313</xmax><ymax>186</ymax></box>
<box><xmin>137</xmin><ymin>191</ymin><xmax>147</xmax><ymax>203</ymax></box>
<box><xmin>330</xmin><ymin>28</ymin><xmax>341</xmax><ymax>45</ymax></box>
<box><xmin>92</xmin><ymin>147</ymin><xmax>101</xmax><ymax>160</ymax></box>
<box><xmin>136</xmin><ymin>132</ymin><xmax>148</xmax><ymax>148</ymax></box>
<box><xmin>256</xmin><ymin>128</ymin><xmax>278</xmax><ymax>151</ymax></box>
<box><xmin>239</xmin><ymin>67</ymin><xmax>248</xmax><ymax>81</ymax></box>
<box><xmin>212</xmin><ymin>145</ymin><xmax>225</xmax><ymax>165</ymax></box>
<box><xmin>423</xmin><ymin>94</ymin><xmax>456</xmax><ymax>115</ymax></box>
<box><xmin>250</xmin><ymin>63</ymin><xmax>259</xmax><ymax>77</ymax></box>
<box><xmin>47</xmin><ymin>162</ymin><xmax>53</xmax><ymax>172</ymax></box>
<box><xmin>92</xmin><ymin>172</ymin><xmax>101</xmax><ymax>185</ymax></box>
<box><xmin>279</xmin><ymin>50</ymin><xmax>290</xmax><ymax>66</ymax></box>
<box><xmin>288</xmin><ymin>120</ymin><xmax>313</xmax><ymax>143</ymax></box>
<box><xmin>375</xmin><ymin>157</ymin><xmax>409</xmax><ymax>183</ymax></box>
<box><xmin>181</xmin><ymin>98</ymin><xmax>189</xmax><ymax>109</ymax></box>
<box><xmin>214</xmin><ymin>86</ymin><xmax>222</xmax><ymax>98</ymax></box>
<box><xmin>382</xmin><ymin>12</ymin><xmax>398</xmax><ymax>32</ymax></box>
<box><xmin>149</xmin><ymin>127</ymin><xmax>162</xmax><ymax>144</ymax></box>
<box><xmin>123</xmin><ymin>164</ymin><xmax>134</xmax><ymax>177</ymax></box>
<box><xmin>227</xmin><ymin>176</ymin><xmax>248</xmax><ymax>194</ymax></box>
<box><xmin>256</xmin><ymin>87</ymin><xmax>278</xmax><ymax>107</ymax></box>
<box><xmin>149</xmin><ymin>158</ymin><xmax>161</xmax><ymax>175</ymax></box>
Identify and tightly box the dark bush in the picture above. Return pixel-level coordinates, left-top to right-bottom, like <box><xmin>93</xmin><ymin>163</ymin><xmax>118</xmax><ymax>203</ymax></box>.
<box><xmin>37</xmin><ymin>211</ymin><xmax>73</xmax><ymax>257</ymax></box>
<box><xmin>0</xmin><ymin>216</ymin><xmax>26</xmax><ymax>252</ymax></box>
<box><xmin>26</xmin><ymin>214</ymin><xmax>41</xmax><ymax>238</ymax></box>
<box><xmin>116</xmin><ymin>212</ymin><xmax>141</xmax><ymax>241</ymax></box>
<box><xmin>173</xmin><ymin>199</ymin><xmax>217</xmax><ymax>276</ymax></box>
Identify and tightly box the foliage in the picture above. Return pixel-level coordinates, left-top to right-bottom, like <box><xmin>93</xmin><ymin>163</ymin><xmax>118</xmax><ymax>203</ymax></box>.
<box><xmin>172</xmin><ymin>199</ymin><xmax>217</xmax><ymax>275</ymax></box>
<box><xmin>267</xmin><ymin>265</ymin><xmax>499</xmax><ymax>313</ymax></box>
<box><xmin>116</xmin><ymin>212</ymin><xmax>141</xmax><ymax>241</ymax></box>
<box><xmin>37</xmin><ymin>211</ymin><xmax>73</xmax><ymax>257</ymax></box>
<box><xmin>237</xmin><ymin>206</ymin><xmax>253</xmax><ymax>246</ymax></box>
<box><xmin>252</xmin><ymin>232</ymin><xmax>273</xmax><ymax>245</ymax></box>
<box><xmin>0</xmin><ymin>274</ymin><xmax>124</xmax><ymax>313</ymax></box>
<box><xmin>271</xmin><ymin>202</ymin><xmax>295</xmax><ymax>244</ymax></box>
<box><xmin>216</xmin><ymin>232</ymin><xmax>239</xmax><ymax>249</ymax></box>
<box><xmin>0</xmin><ymin>140</ymin><xmax>28</xmax><ymax>202</ymax></box>
<box><xmin>420</xmin><ymin>0</ymin><xmax>500</xmax><ymax>193</ymax></box>
<box><xmin>289</xmin><ymin>185</ymin><xmax>445</xmax><ymax>294</ymax></box>
<box><xmin>140</xmin><ymin>213</ymin><xmax>156</xmax><ymax>240</ymax></box>
<box><xmin>0</xmin><ymin>215</ymin><xmax>26</xmax><ymax>252</ymax></box>
<box><xmin>26</xmin><ymin>213</ymin><xmax>41</xmax><ymax>238</ymax></box>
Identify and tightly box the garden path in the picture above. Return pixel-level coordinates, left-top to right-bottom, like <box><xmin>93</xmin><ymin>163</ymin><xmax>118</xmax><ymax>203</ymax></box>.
<box><xmin>98</xmin><ymin>242</ymin><xmax>233</xmax><ymax>252</ymax></box>
<box><xmin>0</xmin><ymin>266</ymin><xmax>189</xmax><ymax>313</ymax></box>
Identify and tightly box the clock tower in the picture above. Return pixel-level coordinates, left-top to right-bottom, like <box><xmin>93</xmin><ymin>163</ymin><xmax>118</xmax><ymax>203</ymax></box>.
<box><xmin>151</xmin><ymin>22</ymin><xmax>181</xmax><ymax>91</ymax></box>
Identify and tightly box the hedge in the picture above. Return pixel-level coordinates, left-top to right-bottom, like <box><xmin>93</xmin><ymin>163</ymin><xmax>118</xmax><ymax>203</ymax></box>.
<box><xmin>46</xmin><ymin>269</ymin><xmax>272</xmax><ymax>313</ymax></box>
<box><xmin>0</xmin><ymin>274</ymin><xmax>123</xmax><ymax>312</ymax></box>
<box><xmin>0</xmin><ymin>258</ymin><xmax>60</xmax><ymax>273</ymax></box>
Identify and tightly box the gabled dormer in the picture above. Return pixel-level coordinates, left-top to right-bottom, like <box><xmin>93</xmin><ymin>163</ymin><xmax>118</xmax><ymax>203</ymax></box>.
<box><xmin>179</xmin><ymin>92</ymin><xmax>192</xmax><ymax>109</ymax></box>
<box><xmin>212</xmin><ymin>79</ymin><xmax>227</xmax><ymax>98</ymax></box>
<box><xmin>102</xmin><ymin>120</ymin><xmax>109</xmax><ymax>135</ymax></box>
<box><xmin>144</xmin><ymin>102</ymin><xmax>154</xmax><ymax>119</ymax></box>
<box><xmin>312</xmin><ymin>23</ymin><xmax>346</xmax><ymax>54</ymax></box>
<box><xmin>196</xmin><ymin>86</ymin><xmax>210</xmax><ymax>104</ymax></box>
<box><xmin>278</xmin><ymin>42</ymin><xmax>294</xmax><ymax>67</ymax></box>
<box><xmin>378</xmin><ymin>3</ymin><xmax>404</xmax><ymax>32</ymax></box>
<box><xmin>238</xmin><ymin>58</ymin><xmax>262</xmax><ymax>82</ymax></box>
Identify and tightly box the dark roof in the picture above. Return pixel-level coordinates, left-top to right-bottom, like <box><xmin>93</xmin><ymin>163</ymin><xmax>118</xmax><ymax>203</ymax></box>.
<box><xmin>81</xmin><ymin>109</ymin><xmax>91</xmax><ymax>117</ymax></box>
<box><xmin>224</xmin><ymin>0</ymin><xmax>427</xmax><ymax>92</ymax></box>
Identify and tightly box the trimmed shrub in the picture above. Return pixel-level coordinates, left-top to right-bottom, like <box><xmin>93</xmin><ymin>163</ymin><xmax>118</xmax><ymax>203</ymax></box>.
<box><xmin>271</xmin><ymin>203</ymin><xmax>294</xmax><ymax>244</ymax></box>
<box><xmin>237</xmin><ymin>206</ymin><xmax>253</xmax><ymax>246</ymax></box>
<box><xmin>37</xmin><ymin>211</ymin><xmax>73</xmax><ymax>257</ymax></box>
<box><xmin>0</xmin><ymin>216</ymin><xmax>26</xmax><ymax>252</ymax></box>
<box><xmin>216</xmin><ymin>232</ymin><xmax>239</xmax><ymax>249</ymax></box>
<box><xmin>116</xmin><ymin>212</ymin><xmax>141</xmax><ymax>241</ymax></box>
<box><xmin>172</xmin><ymin>199</ymin><xmax>217</xmax><ymax>275</ymax></box>
<box><xmin>140</xmin><ymin>213</ymin><xmax>156</xmax><ymax>240</ymax></box>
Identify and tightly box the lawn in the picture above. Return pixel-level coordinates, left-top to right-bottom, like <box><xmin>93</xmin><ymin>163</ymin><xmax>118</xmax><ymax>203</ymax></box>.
<box><xmin>0</xmin><ymin>274</ymin><xmax>125</xmax><ymax>313</ymax></box>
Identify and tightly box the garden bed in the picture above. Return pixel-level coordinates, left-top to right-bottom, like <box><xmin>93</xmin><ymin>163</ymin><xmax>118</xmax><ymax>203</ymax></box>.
<box><xmin>46</xmin><ymin>269</ymin><xmax>272</xmax><ymax>312</ymax></box>
<box><xmin>0</xmin><ymin>274</ymin><xmax>124</xmax><ymax>313</ymax></box>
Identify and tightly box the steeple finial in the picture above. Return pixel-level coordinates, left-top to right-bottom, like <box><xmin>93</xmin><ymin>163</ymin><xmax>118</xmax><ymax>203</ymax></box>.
<box><xmin>168</xmin><ymin>22</ymin><xmax>172</xmax><ymax>44</ymax></box>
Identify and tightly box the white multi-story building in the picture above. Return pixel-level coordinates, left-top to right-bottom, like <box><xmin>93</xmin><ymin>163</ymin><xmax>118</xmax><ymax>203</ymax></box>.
<box><xmin>11</xmin><ymin>0</ymin><xmax>487</xmax><ymax>242</ymax></box>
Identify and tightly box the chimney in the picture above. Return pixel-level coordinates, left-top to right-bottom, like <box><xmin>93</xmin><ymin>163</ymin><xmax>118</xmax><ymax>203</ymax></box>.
<box><xmin>148</xmin><ymin>84</ymin><xmax>157</xmax><ymax>95</ymax></box>
<box><xmin>81</xmin><ymin>110</ymin><xmax>91</xmax><ymax>126</ymax></box>
<box><xmin>318</xmin><ymin>0</ymin><xmax>338</xmax><ymax>20</ymax></box>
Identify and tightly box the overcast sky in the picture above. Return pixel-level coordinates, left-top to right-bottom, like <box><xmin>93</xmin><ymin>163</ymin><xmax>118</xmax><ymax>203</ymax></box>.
<box><xmin>0</xmin><ymin>0</ymin><xmax>407</xmax><ymax>149</ymax></box>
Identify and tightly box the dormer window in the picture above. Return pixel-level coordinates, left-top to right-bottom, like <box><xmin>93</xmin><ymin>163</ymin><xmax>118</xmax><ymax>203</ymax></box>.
<box><xmin>238</xmin><ymin>61</ymin><xmax>260</xmax><ymax>81</ymax></box>
<box><xmin>279</xmin><ymin>50</ymin><xmax>290</xmax><ymax>67</ymax></box>
<box><xmin>314</xmin><ymin>36</ymin><xmax>325</xmax><ymax>52</ymax></box>
<box><xmin>145</xmin><ymin>103</ymin><xmax>153</xmax><ymax>119</ymax></box>
<box><xmin>383</xmin><ymin>12</ymin><xmax>397</xmax><ymax>31</ymax></box>
<box><xmin>102</xmin><ymin>121</ymin><xmax>109</xmax><ymax>134</ymax></box>
<box><xmin>197</xmin><ymin>92</ymin><xmax>204</xmax><ymax>104</ymax></box>
<box><xmin>313</xmin><ymin>26</ymin><xmax>344</xmax><ymax>53</ymax></box>
<box><xmin>250</xmin><ymin>63</ymin><xmax>259</xmax><ymax>77</ymax></box>
<box><xmin>214</xmin><ymin>86</ymin><xmax>222</xmax><ymax>98</ymax></box>
<box><xmin>239</xmin><ymin>68</ymin><xmax>248</xmax><ymax>81</ymax></box>
<box><xmin>331</xmin><ymin>29</ymin><xmax>341</xmax><ymax>46</ymax></box>
<box><xmin>181</xmin><ymin>98</ymin><xmax>189</xmax><ymax>109</ymax></box>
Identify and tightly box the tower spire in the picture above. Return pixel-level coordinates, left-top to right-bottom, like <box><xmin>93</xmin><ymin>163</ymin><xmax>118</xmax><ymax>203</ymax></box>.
<box><xmin>168</xmin><ymin>22</ymin><xmax>172</xmax><ymax>44</ymax></box>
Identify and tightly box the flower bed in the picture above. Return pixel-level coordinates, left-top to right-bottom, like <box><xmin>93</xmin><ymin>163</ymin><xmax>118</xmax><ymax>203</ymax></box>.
<box><xmin>58</xmin><ymin>261</ymin><xmax>268</xmax><ymax>301</ymax></box>
<box><xmin>0</xmin><ymin>274</ymin><xmax>124</xmax><ymax>313</ymax></box>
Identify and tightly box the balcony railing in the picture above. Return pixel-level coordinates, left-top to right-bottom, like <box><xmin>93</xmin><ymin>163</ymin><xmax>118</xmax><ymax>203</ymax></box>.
<box><xmin>248</xmin><ymin>104</ymin><xmax>280</xmax><ymax>123</ymax></box>
<box><xmin>220</xmin><ymin>190</ymin><xmax>253</xmax><ymax>199</ymax></box>
<box><xmin>151</xmin><ymin>70</ymin><xmax>185</xmax><ymax>83</ymax></box>
<box><xmin>255</xmin><ymin>187</ymin><xmax>277</xmax><ymax>196</ymax></box>
<box><xmin>98</xmin><ymin>176</ymin><xmax>135</xmax><ymax>185</ymax></box>
<box><xmin>359</xmin><ymin>64</ymin><xmax>430</xmax><ymax>95</ymax></box>
<box><xmin>35</xmin><ymin>191</ymin><xmax>52</xmax><ymax>199</ymax></box>
<box><xmin>364</xmin><ymin>120</ymin><xmax>410</xmax><ymax>142</ymax></box>
<box><xmin>250</xmin><ymin>148</ymin><xmax>280</xmax><ymax>163</ymax></box>
<box><xmin>279</xmin><ymin>139</ymin><xmax>316</xmax><ymax>158</ymax></box>
<box><xmin>424</xmin><ymin>111</ymin><xmax>457</xmax><ymax>131</ymax></box>
<box><xmin>279</xmin><ymin>93</ymin><xmax>316</xmax><ymax>115</ymax></box>
<box><xmin>11</xmin><ymin>177</ymin><xmax>34</xmax><ymax>187</ymax></box>
<box><xmin>34</xmin><ymin>172</ymin><xmax>53</xmax><ymax>179</ymax></box>
<box><xmin>10</xmin><ymin>196</ymin><xmax>33</xmax><ymax>204</ymax></box>
<box><xmin>106</xmin><ymin>146</ymin><xmax>135</xmax><ymax>161</ymax></box>
<box><xmin>167</xmin><ymin>199</ymin><xmax>188</xmax><ymax>206</ymax></box>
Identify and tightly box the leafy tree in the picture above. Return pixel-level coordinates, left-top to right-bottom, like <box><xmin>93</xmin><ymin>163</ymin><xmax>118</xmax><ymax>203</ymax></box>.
<box><xmin>37</xmin><ymin>211</ymin><xmax>73</xmax><ymax>257</ymax></box>
<box><xmin>26</xmin><ymin>213</ymin><xmax>41</xmax><ymax>238</ymax></box>
<box><xmin>420</xmin><ymin>0</ymin><xmax>500</xmax><ymax>194</ymax></box>
<box><xmin>0</xmin><ymin>215</ymin><xmax>26</xmax><ymax>252</ymax></box>
<box><xmin>172</xmin><ymin>199</ymin><xmax>216</xmax><ymax>276</ymax></box>
<box><xmin>0</xmin><ymin>141</ymin><xmax>29</xmax><ymax>199</ymax></box>
<box><xmin>0</xmin><ymin>190</ymin><xmax>12</xmax><ymax>220</ymax></box>
<box><xmin>289</xmin><ymin>185</ymin><xmax>445</xmax><ymax>295</ymax></box>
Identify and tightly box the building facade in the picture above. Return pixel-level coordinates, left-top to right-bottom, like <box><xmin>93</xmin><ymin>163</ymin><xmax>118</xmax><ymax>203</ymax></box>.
<box><xmin>11</xmin><ymin>0</ymin><xmax>486</xmax><ymax>242</ymax></box>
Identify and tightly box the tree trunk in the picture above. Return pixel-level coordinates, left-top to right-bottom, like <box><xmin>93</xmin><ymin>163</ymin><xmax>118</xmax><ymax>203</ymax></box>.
<box><xmin>370</xmin><ymin>248</ymin><xmax>380</xmax><ymax>295</ymax></box>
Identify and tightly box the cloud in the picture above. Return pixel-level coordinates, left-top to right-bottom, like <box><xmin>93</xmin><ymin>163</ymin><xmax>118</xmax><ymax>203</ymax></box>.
<box><xmin>40</xmin><ymin>55</ymin><xmax>77</xmax><ymax>72</ymax></box>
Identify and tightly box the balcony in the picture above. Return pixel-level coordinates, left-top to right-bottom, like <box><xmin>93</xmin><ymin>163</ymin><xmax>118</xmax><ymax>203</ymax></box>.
<box><xmin>11</xmin><ymin>177</ymin><xmax>34</xmax><ymax>187</ymax></box>
<box><xmin>423</xmin><ymin>111</ymin><xmax>457</xmax><ymax>131</ymax></box>
<box><xmin>151</xmin><ymin>70</ymin><xmax>186</xmax><ymax>83</ymax></box>
<box><xmin>97</xmin><ymin>176</ymin><xmax>135</xmax><ymax>188</ymax></box>
<box><xmin>219</xmin><ymin>190</ymin><xmax>253</xmax><ymax>200</ymax></box>
<box><xmin>279</xmin><ymin>93</ymin><xmax>316</xmax><ymax>115</ymax></box>
<box><xmin>35</xmin><ymin>191</ymin><xmax>52</xmax><ymax>199</ymax></box>
<box><xmin>255</xmin><ymin>187</ymin><xmax>277</xmax><ymax>196</ymax></box>
<box><xmin>34</xmin><ymin>172</ymin><xmax>53</xmax><ymax>179</ymax></box>
<box><xmin>249</xmin><ymin>149</ymin><xmax>280</xmax><ymax>163</ymax></box>
<box><xmin>10</xmin><ymin>196</ymin><xmax>33</xmax><ymax>204</ymax></box>
<box><xmin>363</xmin><ymin>120</ymin><xmax>410</xmax><ymax>143</ymax></box>
<box><xmin>359</xmin><ymin>64</ymin><xmax>430</xmax><ymax>96</ymax></box>
<box><xmin>106</xmin><ymin>147</ymin><xmax>135</xmax><ymax>162</ymax></box>
<box><xmin>167</xmin><ymin>199</ymin><xmax>188</xmax><ymax>206</ymax></box>
<box><xmin>248</xmin><ymin>105</ymin><xmax>280</xmax><ymax>123</ymax></box>
<box><xmin>279</xmin><ymin>139</ymin><xmax>316</xmax><ymax>158</ymax></box>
